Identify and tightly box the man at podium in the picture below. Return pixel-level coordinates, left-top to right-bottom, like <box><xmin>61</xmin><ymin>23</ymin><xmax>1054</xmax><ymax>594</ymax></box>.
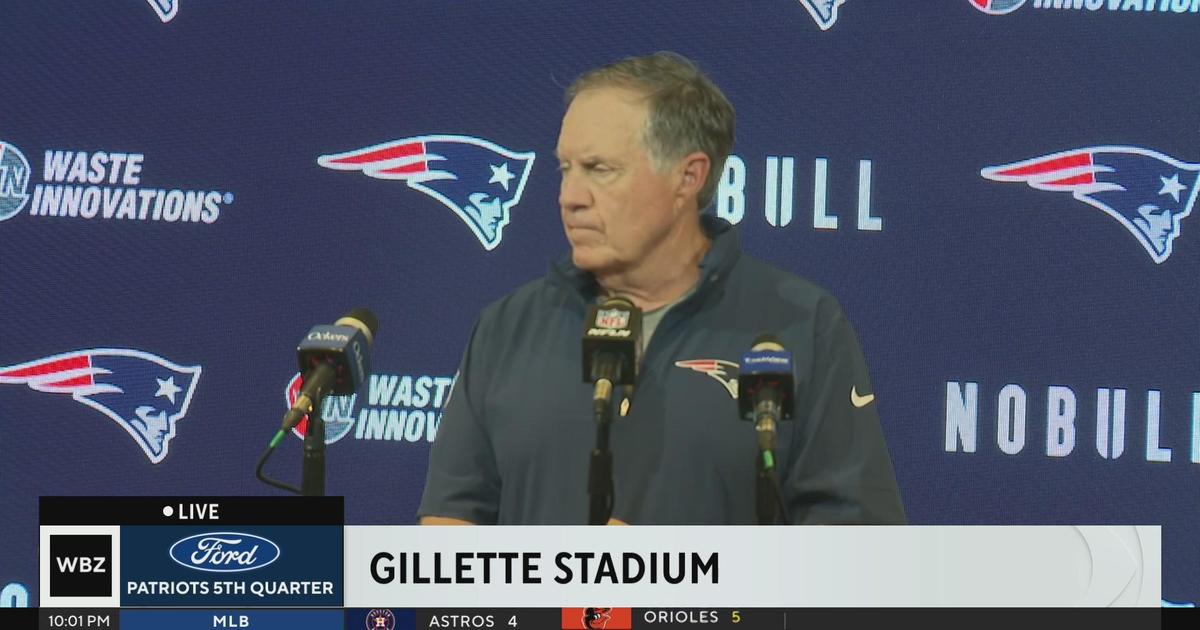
<box><xmin>418</xmin><ymin>52</ymin><xmax>905</xmax><ymax>526</ymax></box>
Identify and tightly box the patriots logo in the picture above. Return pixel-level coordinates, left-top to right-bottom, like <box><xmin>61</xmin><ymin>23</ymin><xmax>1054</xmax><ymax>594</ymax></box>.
<box><xmin>144</xmin><ymin>0</ymin><xmax>178</xmax><ymax>23</ymax></box>
<box><xmin>284</xmin><ymin>372</ymin><xmax>356</xmax><ymax>445</ymax></box>
<box><xmin>800</xmin><ymin>0</ymin><xmax>848</xmax><ymax>30</ymax></box>
<box><xmin>318</xmin><ymin>135</ymin><xmax>536</xmax><ymax>251</ymax></box>
<box><xmin>982</xmin><ymin>147</ymin><xmax>1200</xmax><ymax>264</ymax></box>
<box><xmin>969</xmin><ymin>0</ymin><xmax>1026</xmax><ymax>15</ymax></box>
<box><xmin>674</xmin><ymin>359</ymin><xmax>739</xmax><ymax>399</ymax></box>
<box><xmin>0</xmin><ymin>349</ymin><xmax>201</xmax><ymax>463</ymax></box>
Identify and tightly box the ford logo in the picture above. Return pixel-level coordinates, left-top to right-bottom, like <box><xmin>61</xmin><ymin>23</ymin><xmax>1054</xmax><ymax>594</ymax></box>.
<box><xmin>168</xmin><ymin>532</ymin><xmax>280</xmax><ymax>573</ymax></box>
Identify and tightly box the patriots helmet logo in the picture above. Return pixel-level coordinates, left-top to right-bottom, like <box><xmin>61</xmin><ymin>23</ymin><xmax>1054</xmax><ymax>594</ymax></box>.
<box><xmin>144</xmin><ymin>0</ymin><xmax>178</xmax><ymax>23</ymax></box>
<box><xmin>982</xmin><ymin>147</ymin><xmax>1200</xmax><ymax>264</ymax></box>
<box><xmin>318</xmin><ymin>135</ymin><xmax>536</xmax><ymax>251</ymax></box>
<box><xmin>800</xmin><ymin>0</ymin><xmax>848</xmax><ymax>30</ymax></box>
<box><xmin>674</xmin><ymin>359</ymin><xmax>739</xmax><ymax>399</ymax></box>
<box><xmin>0</xmin><ymin>349</ymin><xmax>200</xmax><ymax>463</ymax></box>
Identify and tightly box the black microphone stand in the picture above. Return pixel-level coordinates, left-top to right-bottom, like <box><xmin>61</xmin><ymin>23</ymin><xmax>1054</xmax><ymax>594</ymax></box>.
<box><xmin>588</xmin><ymin>358</ymin><xmax>617</xmax><ymax>525</ymax></box>
<box><xmin>755</xmin><ymin>393</ymin><xmax>782</xmax><ymax>525</ymax></box>
<box><xmin>301</xmin><ymin>392</ymin><xmax>327</xmax><ymax>496</ymax></box>
<box><xmin>756</xmin><ymin>454</ymin><xmax>778</xmax><ymax>525</ymax></box>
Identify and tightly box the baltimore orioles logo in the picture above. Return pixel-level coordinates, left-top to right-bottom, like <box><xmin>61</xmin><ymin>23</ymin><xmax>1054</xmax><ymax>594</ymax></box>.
<box><xmin>318</xmin><ymin>135</ymin><xmax>535</xmax><ymax>251</ymax></box>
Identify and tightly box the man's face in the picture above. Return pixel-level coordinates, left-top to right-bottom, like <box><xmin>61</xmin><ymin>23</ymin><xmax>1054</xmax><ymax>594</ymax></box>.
<box><xmin>556</xmin><ymin>86</ymin><xmax>684</xmax><ymax>275</ymax></box>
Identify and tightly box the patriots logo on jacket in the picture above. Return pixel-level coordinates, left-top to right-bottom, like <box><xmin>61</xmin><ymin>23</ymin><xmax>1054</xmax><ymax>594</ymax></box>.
<box><xmin>801</xmin><ymin>0</ymin><xmax>848</xmax><ymax>30</ymax></box>
<box><xmin>982</xmin><ymin>147</ymin><xmax>1200</xmax><ymax>264</ymax></box>
<box><xmin>318</xmin><ymin>135</ymin><xmax>535</xmax><ymax>251</ymax></box>
<box><xmin>144</xmin><ymin>0</ymin><xmax>178</xmax><ymax>23</ymax></box>
<box><xmin>674</xmin><ymin>359</ymin><xmax>739</xmax><ymax>399</ymax></box>
<box><xmin>0</xmin><ymin>349</ymin><xmax>201</xmax><ymax>463</ymax></box>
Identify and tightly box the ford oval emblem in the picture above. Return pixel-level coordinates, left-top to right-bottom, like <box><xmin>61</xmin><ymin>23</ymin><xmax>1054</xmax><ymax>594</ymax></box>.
<box><xmin>168</xmin><ymin>531</ymin><xmax>280</xmax><ymax>573</ymax></box>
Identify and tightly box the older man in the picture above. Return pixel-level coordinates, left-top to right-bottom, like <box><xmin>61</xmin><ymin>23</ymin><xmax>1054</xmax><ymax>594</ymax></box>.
<box><xmin>418</xmin><ymin>52</ymin><xmax>905</xmax><ymax>525</ymax></box>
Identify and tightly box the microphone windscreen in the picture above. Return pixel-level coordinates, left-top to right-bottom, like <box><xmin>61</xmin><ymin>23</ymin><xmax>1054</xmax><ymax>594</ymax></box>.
<box><xmin>337</xmin><ymin>308</ymin><xmax>379</xmax><ymax>345</ymax></box>
<box><xmin>750</xmin><ymin>333</ymin><xmax>784</xmax><ymax>352</ymax></box>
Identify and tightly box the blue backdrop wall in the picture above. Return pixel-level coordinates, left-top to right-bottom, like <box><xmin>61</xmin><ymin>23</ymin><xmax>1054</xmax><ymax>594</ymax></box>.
<box><xmin>2</xmin><ymin>0</ymin><xmax>1198</xmax><ymax>607</ymax></box>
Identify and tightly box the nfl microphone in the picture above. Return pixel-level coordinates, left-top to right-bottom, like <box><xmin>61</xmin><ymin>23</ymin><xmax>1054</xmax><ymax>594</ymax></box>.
<box><xmin>281</xmin><ymin>308</ymin><xmax>378</xmax><ymax>433</ymax></box>
<box><xmin>738</xmin><ymin>334</ymin><xmax>794</xmax><ymax>524</ymax></box>
<box><xmin>581</xmin><ymin>296</ymin><xmax>642</xmax><ymax>411</ymax></box>
<box><xmin>581</xmin><ymin>296</ymin><xmax>641</xmax><ymax>525</ymax></box>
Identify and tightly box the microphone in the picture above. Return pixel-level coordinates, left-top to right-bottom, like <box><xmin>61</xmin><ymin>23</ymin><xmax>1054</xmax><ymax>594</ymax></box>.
<box><xmin>280</xmin><ymin>308</ymin><xmax>378</xmax><ymax>433</ymax></box>
<box><xmin>581</xmin><ymin>296</ymin><xmax>641</xmax><ymax>525</ymax></box>
<box><xmin>581</xmin><ymin>296</ymin><xmax>642</xmax><ymax>410</ymax></box>
<box><xmin>738</xmin><ymin>334</ymin><xmax>794</xmax><ymax>463</ymax></box>
<box><xmin>739</xmin><ymin>334</ymin><xmax>793</xmax><ymax>525</ymax></box>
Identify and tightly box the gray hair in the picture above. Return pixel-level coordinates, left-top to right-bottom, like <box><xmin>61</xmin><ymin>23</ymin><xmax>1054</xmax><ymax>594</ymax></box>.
<box><xmin>566</xmin><ymin>52</ymin><xmax>735</xmax><ymax>210</ymax></box>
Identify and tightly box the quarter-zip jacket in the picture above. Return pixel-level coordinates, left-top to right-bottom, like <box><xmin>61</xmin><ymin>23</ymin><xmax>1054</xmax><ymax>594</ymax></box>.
<box><xmin>418</xmin><ymin>216</ymin><xmax>906</xmax><ymax>525</ymax></box>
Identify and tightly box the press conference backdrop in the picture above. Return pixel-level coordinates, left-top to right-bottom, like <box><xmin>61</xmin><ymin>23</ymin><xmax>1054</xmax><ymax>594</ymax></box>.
<box><xmin>1</xmin><ymin>0</ymin><xmax>1197</xmax><ymax>607</ymax></box>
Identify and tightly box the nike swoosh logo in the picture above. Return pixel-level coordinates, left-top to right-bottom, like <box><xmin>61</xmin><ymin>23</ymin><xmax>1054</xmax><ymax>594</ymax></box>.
<box><xmin>851</xmin><ymin>386</ymin><xmax>875</xmax><ymax>408</ymax></box>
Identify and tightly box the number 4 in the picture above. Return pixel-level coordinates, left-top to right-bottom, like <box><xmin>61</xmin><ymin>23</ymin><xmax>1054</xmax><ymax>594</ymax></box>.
<box><xmin>508</xmin><ymin>614</ymin><xmax>517</xmax><ymax>627</ymax></box>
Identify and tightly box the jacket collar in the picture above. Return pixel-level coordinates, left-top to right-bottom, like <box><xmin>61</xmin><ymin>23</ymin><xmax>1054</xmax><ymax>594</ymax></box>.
<box><xmin>547</xmin><ymin>214</ymin><xmax>741</xmax><ymax>307</ymax></box>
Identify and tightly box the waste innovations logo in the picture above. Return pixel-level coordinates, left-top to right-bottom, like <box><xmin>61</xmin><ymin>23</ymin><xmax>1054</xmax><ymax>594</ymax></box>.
<box><xmin>0</xmin><ymin>582</ymin><xmax>30</xmax><ymax>607</ymax></box>
<box><xmin>169</xmin><ymin>532</ymin><xmax>280</xmax><ymax>573</ymax></box>
<box><xmin>0</xmin><ymin>349</ymin><xmax>201</xmax><ymax>463</ymax></box>
<box><xmin>800</xmin><ymin>1</ymin><xmax>849</xmax><ymax>29</ymax></box>
<box><xmin>284</xmin><ymin>371</ymin><xmax>454</xmax><ymax>445</ymax></box>
<box><xmin>970</xmin><ymin>0</ymin><xmax>1028</xmax><ymax>13</ymax></box>
<box><xmin>970</xmin><ymin>0</ymin><xmax>1200</xmax><ymax>15</ymax></box>
<box><xmin>318</xmin><ymin>135</ymin><xmax>535</xmax><ymax>251</ymax></box>
<box><xmin>144</xmin><ymin>0</ymin><xmax>178</xmax><ymax>22</ymax></box>
<box><xmin>0</xmin><ymin>142</ymin><xmax>31</xmax><ymax>220</ymax></box>
<box><xmin>0</xmin><ymin>141</ymin><xmax>234</xmax><ymax>225</ymax></box>
<box><xmin>982</xmin><ymin>146</ymin><xmax>1199</xmax><ymax>264</ymax></box>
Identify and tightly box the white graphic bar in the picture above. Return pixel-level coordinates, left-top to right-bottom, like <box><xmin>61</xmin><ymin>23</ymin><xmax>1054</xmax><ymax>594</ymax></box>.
<box><xmin>344</xmin><ymin>525</ymin><xmax>1160</xmax><ymax>607</ymax></box>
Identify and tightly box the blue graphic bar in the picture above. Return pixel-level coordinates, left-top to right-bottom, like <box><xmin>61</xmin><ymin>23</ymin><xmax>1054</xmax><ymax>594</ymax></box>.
<box><xmin>120</xmin><ymin>609</ymin><xmax>342</xmax><ymax>630</ymax></box>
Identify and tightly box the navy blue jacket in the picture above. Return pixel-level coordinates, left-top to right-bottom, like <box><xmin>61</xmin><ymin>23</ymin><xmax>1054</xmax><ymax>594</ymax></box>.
<box><xmin>418</xmin><ymin>216</ymin><xmax>906</xmax><ymax>524</ymax></box>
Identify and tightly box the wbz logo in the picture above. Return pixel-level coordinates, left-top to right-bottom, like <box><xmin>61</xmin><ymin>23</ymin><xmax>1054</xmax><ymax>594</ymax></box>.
<box><xmin>50</xmin><ymin>534</ymin><xmax>112</xmax><ymax>597</ymax></box>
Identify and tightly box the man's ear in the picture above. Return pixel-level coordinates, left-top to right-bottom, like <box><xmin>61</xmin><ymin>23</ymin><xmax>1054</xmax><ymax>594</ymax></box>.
<box><xmin>676</xmin><ymin>151</ymin><xmax>711</xmax><ymax>200</ymax></box>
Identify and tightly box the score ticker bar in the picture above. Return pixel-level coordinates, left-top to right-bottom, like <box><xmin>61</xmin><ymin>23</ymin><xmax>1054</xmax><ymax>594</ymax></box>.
<box><xmin>3</xmin><ymin>607</ymin><xmax>1167</xmax><ymax>630</ymax></box>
